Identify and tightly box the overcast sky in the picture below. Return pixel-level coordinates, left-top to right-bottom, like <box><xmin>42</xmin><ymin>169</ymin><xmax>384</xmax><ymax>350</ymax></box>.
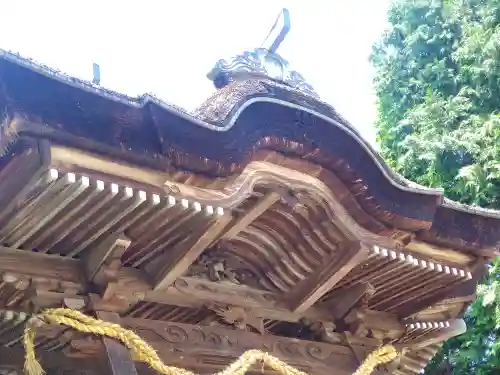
<box><xmin>0</xmin><ymin>0</ymin><xmax>390</xmax><ymax>145</ymax></box>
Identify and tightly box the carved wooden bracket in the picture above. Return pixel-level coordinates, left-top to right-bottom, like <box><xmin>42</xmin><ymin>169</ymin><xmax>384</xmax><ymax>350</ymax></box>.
<box><xmin>206</xmin><ymin>304</ymin><xmax>265</xmax><ymax>334</ymax></box>
<box><xmin>83</xmin><ymin>236</ymin><xmax>131</xmax><ymax>286</ymax></box>
<box><xmin>80</xmin><ymin>236</ymin><xmax>133</xmax><ymax>312</ymax></box>
<box><xmin>324</xmin><ymin>282</ymin><xmax>375</xmax><ymax>320</ymax></box>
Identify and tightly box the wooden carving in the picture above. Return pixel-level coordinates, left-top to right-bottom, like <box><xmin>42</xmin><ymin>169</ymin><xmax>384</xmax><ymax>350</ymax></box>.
<box><xmin>305</xmin><ymin>321</ymin><xmax>342</xmax><ymax>344</ymax></box>
<box><xmin>207</xmin><ymin>304</ymin><xmax>265</xmax><ymax>334</ymax></box>
<box><xmin>120</xmin><ymin>317</ymin><xmax>362</xmax><ymax>373</ymax></box>
<box><xmin>186</xmin><ymin>252</ymin><xmax>242</xmax><ymax>284</ymax></box>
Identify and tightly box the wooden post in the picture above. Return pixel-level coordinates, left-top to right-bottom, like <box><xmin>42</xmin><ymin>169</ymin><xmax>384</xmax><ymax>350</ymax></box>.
<box><xmin>95</xmin><ymin>310</ymin><xmax>139</xmax><ymax>375</ymax></box>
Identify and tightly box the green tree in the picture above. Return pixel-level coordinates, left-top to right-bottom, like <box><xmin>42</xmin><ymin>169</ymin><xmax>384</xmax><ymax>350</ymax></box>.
<box><xmin>371</xmin><ymin>0</ymin><xmax>461</xmax><ymax>168</ymax></box>
<box><xmin>372</xmin><ymin>0</ymin><xmax>500</xmax><ymax>373</ymax></box>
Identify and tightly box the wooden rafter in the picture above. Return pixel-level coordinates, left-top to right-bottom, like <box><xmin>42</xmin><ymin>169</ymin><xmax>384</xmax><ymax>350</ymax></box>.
<box><xmin>46</xmin><ymin>143</ymin><xmax>489</xmax><ymax>263</ymax></box>
<box><xmin>288</xmin><ymin>241</ymin><xmax>370</xmax><ymax>313</ymax></box>
<box><xmin>222</xmin><ymin>192</ymin><xmax>280</xmax><ymax>240</ymax></box>
<box><xmin>397</xmin><ymin>261</ymin><xmax>485</xmax><ymax>318</ymax></box>
<box><xmin>147</xmin><ymin>215</ymin><xmax>232</xmax><ymax>290</ymax></box>
<box><xmin>396</xmin><ymin>319</ymin><xmax>466</xmax><ymax>351</ymax></box>
<box><xmin>0</xmin><ymin>245</ymin><xmax>83</xmax><ymax>284</ymax></box>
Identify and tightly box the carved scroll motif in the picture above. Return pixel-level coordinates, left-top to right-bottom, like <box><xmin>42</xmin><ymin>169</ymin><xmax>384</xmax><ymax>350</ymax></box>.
<box><xmin>161</xmin><ymin>324</ymin><xmax>190</xmax><ymax>344</ymax></box>
<box><xmin>121</xmin><ymin>318</ymin><xmax>359</xmax><ymax>370</ymax></box>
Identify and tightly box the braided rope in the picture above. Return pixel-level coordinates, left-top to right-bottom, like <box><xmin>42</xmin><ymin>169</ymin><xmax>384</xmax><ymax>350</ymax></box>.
<box><xmin>23</xmin><ymin>308</ymin><xmax>397</xmax><ymax>375</ymax></box>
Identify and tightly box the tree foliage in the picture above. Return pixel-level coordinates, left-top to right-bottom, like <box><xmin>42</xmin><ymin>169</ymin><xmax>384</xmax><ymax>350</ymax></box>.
<box><xmin>372</xmin><ymin>0</ymin><xmax>500</xmax><ymax>373</ymax></box>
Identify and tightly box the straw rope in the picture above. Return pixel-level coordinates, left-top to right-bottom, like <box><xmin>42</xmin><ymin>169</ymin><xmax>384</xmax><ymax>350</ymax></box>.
<box><xmin>23</xmin><ymin>308</ymin><xmax>398</xmax><ymax>375</ymax></box>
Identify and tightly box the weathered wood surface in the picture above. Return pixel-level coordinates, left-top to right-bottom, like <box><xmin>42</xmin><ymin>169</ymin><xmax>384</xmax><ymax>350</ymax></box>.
<box><xmin>96</xmin><ymin>310</ymin><xmax>139</xmax><ymax>375</ymax></box>
<box><xmin>46</xmin><ymin>141</ymin><xmax>500</xmax><ymax>256</ymax></box>
<box><xmin>0</xmin><ymin>308</ymin><xmax>462</xmax><ymax>375</ymax></box>
<box><xmin>148</xmin><ymin>215</ymin><xmax>231</xmax><ymax>290</ymax></box>
<box><xmin>121</xmin><ymin>317</ymin><xmax>368</xmax><ymax>374</ymax></box>
<box><xmin>0</xmin><ymin>245</ymin><xmax>85</xmax><ymax>289</ymax></box>
<box><xmin>0</xmin><ymin>140</ymin><xmax>50</xmax><ymax>225</ymax></box>
<box><xmin>0</xmin><ymin>144</ymin><xmax>475</xmax><ymax>318</ymax></box>
<box><xmin>222</xmin><ymin>192</ymin><xmax>280</xmax><ymax>239</ymax></box>
<box><xmin>288</xmin><ymin>241</ymin><xmax>370</xmax><ymax>313</ymax></box>
<box><xmin>0</xmin><ymin>244</ymin><xmax>465</xmax><ymax>333</ymax></box>
<box><xmin>396</xmin><ymin>319</ymin><xmax>466</xmax><ymax>351</ymax></box>
<box><xmin>0</xmin><ymin>140</ymin><xmax>488</xmax><ymax>375</ymax></box>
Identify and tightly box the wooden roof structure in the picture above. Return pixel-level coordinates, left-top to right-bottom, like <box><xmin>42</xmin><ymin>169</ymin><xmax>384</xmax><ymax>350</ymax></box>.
<box><xmin>0</xmin><ymin>45</ymin><xmax>498</xmax><ymax>375</ymax></box>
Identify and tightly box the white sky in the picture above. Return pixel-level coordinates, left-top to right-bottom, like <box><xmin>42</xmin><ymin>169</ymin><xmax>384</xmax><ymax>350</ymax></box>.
<box><xmin>0</xmin><ymin>0</ymin><xmax>390</xmax><ymax>145</ymax></box>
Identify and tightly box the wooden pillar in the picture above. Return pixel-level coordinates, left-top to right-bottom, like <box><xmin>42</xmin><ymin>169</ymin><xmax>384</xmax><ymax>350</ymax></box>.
<box><xmin>95</xmin><ymin>311</ymin><xmax>139</xmax><ymax>375</ymax></box>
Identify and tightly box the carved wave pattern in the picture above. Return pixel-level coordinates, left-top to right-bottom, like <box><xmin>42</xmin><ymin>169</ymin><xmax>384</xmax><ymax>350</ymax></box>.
<box><xmin>121</xmin><ymin>318</ymin><xmax>359</xmax><ymax>371</ymax></box>
<box><xmin>215</xmin><ymin>199</ymin><xmax>347</xmax><ymax>293</ymax></box>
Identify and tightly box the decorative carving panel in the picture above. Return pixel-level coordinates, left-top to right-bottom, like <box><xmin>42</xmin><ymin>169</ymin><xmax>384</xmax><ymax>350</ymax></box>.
<box><xmin>121</xmin><ymin>317</ymin><xmax>361</xmax><ymax>371</ymax></box>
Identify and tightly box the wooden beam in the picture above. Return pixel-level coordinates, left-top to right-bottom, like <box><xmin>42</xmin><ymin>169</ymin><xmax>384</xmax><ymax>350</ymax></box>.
<box><xmin>95</xmin><ymin>310</ymin><xmax>139</xmax><ymax>375</ymax></box>
<box><xmin>222</xmin><ymin>192</ymin><xmax>280</xmax><ymax>239</ymax></box>
<box><xmin>406</xmin><ymin>241</ymin><xmax>474</xmax><ymax>265</ymax></box>
<box><xmin>288</xmin><ymin>241</ymin><xmax>370</xmax><ymax>313</ymax></box>
<box><xmin>119</xmin><ymin>275</ymin><xmax>406</xmax><ymax>335</ymax></box>
<box><xmin>0</xmin><ymin>245</ymin><xmax>84</xmax><ymax>285</ymax></box>
<box><xmin>127</xmin><ymin>275</ymin><xmax>331</xmax><ymax>322</ymax></box>
<box><xmin>120</xmin><ymin>316</ymin><xmax>370</xmax><ymax>375</ymax></box>
<box><xmin>148</xmin><ymin>215</ymin><xmax>231</xmax><ymax>290</ymax></box>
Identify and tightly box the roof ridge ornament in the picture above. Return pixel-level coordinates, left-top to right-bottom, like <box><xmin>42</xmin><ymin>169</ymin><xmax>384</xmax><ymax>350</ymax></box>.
<box><xmin>206</xmin><ymin>8</ymin><xmax>319</xmax><ymax>99</ymax></box>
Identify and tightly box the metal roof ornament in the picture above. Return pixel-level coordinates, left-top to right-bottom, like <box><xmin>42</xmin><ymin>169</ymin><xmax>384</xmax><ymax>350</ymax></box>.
<box><xmin>206</xmin><ymin>9</ymin><xmax>319</xmax><ymax>99</ymax></box>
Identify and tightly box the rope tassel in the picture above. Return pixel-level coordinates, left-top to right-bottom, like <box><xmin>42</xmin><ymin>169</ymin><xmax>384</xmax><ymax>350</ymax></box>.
<box><xmin>23</xmin><ymin>308</ymin><xmax>398</xmax><ymax>375</ymax></box>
